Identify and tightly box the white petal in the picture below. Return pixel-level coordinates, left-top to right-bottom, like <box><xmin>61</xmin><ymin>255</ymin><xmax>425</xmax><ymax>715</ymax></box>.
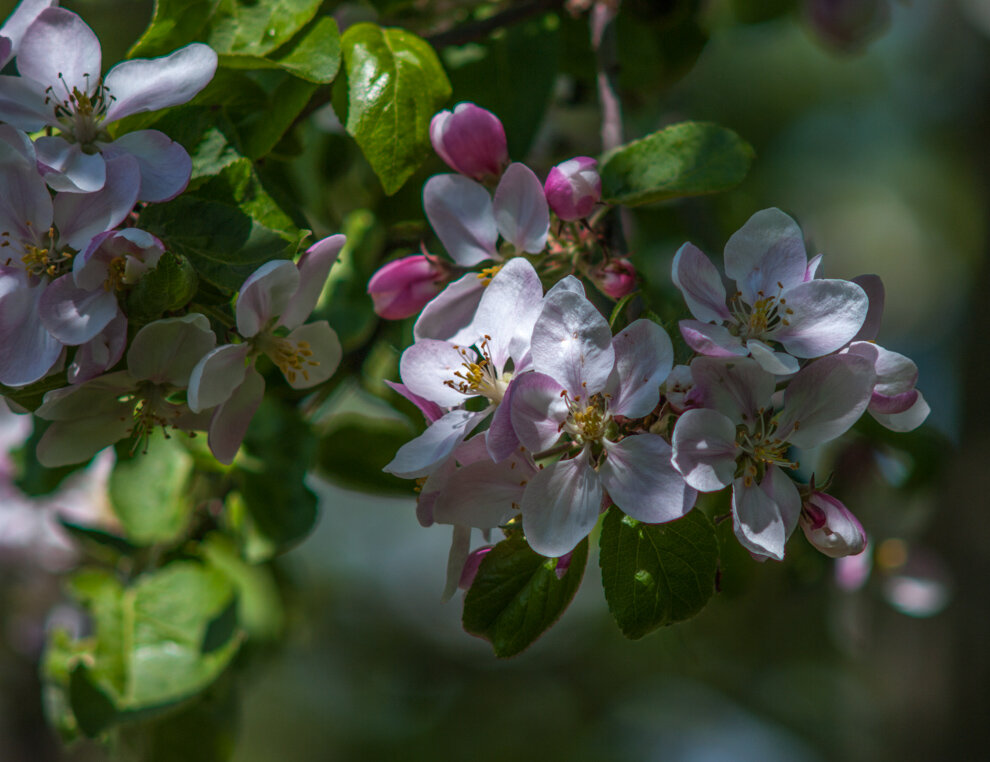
<box><xmin>18</xmin><ymin>8</ymin><xmax>101</xmax><ymax>94</ymax></box>
<box><xmin>689</xmin><ymin>356</ymin><xmax>775</xmax><ymax>425</ymax></box>
<box><xmin>433</xmin><ymin>457</ymin><xmax>530</xmax><ymax>528</ymax></box>
<box><xmin>279</xmin><ymin>234</ymin><xmax>345</xmax><ymax>330</ymax></box>
<box><xmin>104</xmin><ymin>43</ymin><xmax>218</xmax><ymax>123</ymax></box>
<box><xmin>236</xmin><ymin>259</ymin><xmax>299</xmax><ymax>337</ymax></box>
<box><xmin>508</xmin><ymin>371</ymin><xmax>568</xmax><ymax>453</ymax></box>
<box><xmin>671</xmin><ymin>408</ymin><xmax>739</xmax><ymax>492</ymax></box>
<box><xmin>53</xmin><ymin>154</ymin><xmax>140</xmax><ymax>251</ymax></box>
<box><xmin>207</xmin><ymin>366</ymin><xmax>265</xmax><ymax>465</ymax></box>
<box><xmin>34</xmin><ymin>136</ymin><xmax>106</xmax><ymax>193</ymax></box>
<box><xmin>277</xmin><ymin>321</ymin><xmax>341</xmax><ymax>389</ymax></box>
<box><xmin>0</xmin><ymin>269</ymin><xmax>62</xmax><ymax>386</ymax></box>
<box><xmin>600</xmin><ymin>435</ymin><xmax>696</xmax><ymax>523</ymax></box>
<box><xmin>492</xmin><ymin>163</ymin><xmax>549</xmax><ymax>254</ymax></box>
<box><xmin>36</xmin><ymin>413</ymin><xmax>132</xmax><ymax>467</ymax></box>
<box><xmin>423</xmin><ymin>174</ymin><xmax>497</xmax><ymax>266</ymax></box>
<box><xmin>127</xmin><ymin>313</ymin><xmax>216</xmax><ymax>386</ymax></box>
<box><xmin>731</xmin><ymin>469</ymin><xmax>798</xmax><ymax>561</ymax></box>
<box><xmin>383</xmin><ymin>408</ymin><xmax>485</xmax><ymax>479</ymax></box>
<box><xmin>746</xmin><ymin>339</ymin><xmax>799</xmax><ymax>375</ymax></box>
<box><xmin>724</xmin><ymin>208</ymin><xmax>808</xmax><ymax>304</ymax></box>
<box><xmin>468</xmin><ymin>257</ymin><xmax>543</xmax><ymax>370</ymax></box>
<box><xmin>38</xmin><ymin>273</ymin><xmax>117</xmax><ymax>345</ymax></box>
<box><xmin>413</xmin><ymin>272</ymin><xmax>486</xmax><ymax>344</ymax></box>
<box><xmin>103</xmin><ymin>129</ymin><xmax>191</xmax><ymax>202</ymax></box>
<box><xmin>522</xmin><ymin>450</ymin><xmax>601</xmax><ymax>558</ymax></box>
<box><xmin>671</xmin><ymin>242</ymin><xmax>731</xmax><ymax>323</ymax></box>
<box><xmin>607</xmin><ymin>319</ymin><xmax>673</xmax><ymax>418</ymax></box>
<box><xmin>400</xmin><ymin>338</ymin><xmax>477</xmax><ymax>408</ymax></box>
<box><xmin>187</xmin><ymin>343</ymin><xmax>251</xmax><ymax>413</ymax></box>
<box><xmin>531</xmin><ymin>288</ymin><xmax>613</xmax><ymax>398</ymax></box>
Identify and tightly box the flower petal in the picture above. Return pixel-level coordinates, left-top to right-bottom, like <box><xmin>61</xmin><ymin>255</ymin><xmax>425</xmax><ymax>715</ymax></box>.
<box><xmin>102</xmin><ymin>129</ymin><xmax>191</xmax><ymax>202</ymax></box>
<box><xmin>68</xmin><ymin>310</ymin><xmax>127</xmax><ymax>383</ymax></box>
<box><xmin>671</xmin><ymin>242</ymin><xmax>731</xmax><ymax>323</ymax></box>
<box><xmin>433</xmin><ymin>457</ymin><xmax>530</xmax><ymax>528</ymax></box>
<box><xmin>187</xmin><ymin>343</ymin><xmax>251</xmax><ymax>413</ymax></box>
<box><xmin>522</xmin><ymin>449</ymin><xmax>602</xmax><ymax>558</ymax></box>
<box><xmin>485</xmin><ymin>383</ymin><xmax>519</xmax><ymax>462</ymax></box>
<box><xmin>34</xmin><ymin>136</ymin><xmax>106</xmax><ymax>193</ymax></box>
<box><xmin>53</xmin><ymin>154</ymin><xmax>140</xmax><ymax>251</ymax></box>
<box><xmin>724</xmin><ymin>208</ymin><xmax>808</xmax><ymax>303</ymax></box>
<box><xmin>0</xmin><ymin>160</ymin><xmax>52</xmax><ymax>241</ymax></box>
<box><xmin>871</xmin><ymin>391</ymin><xmax>929</xmax><ymax>432</ymax></box>
<box><xmin>600</xmin><ymin>434</ymin><xmax>696</xmax><ymax>523</ymax></box>
<box><xmin>38</xmin><ymin>273</ymin><xmax>118</xmax><ymax>345</ymax></box>
<box><xmin>776</xmin><ymin>354</ymin><xmax>874</xmax><ymax>449</ymax></box>
<box><xmin>492</xmin><ymin>163</ymin><xmax>549</xmax><ymax>254</ymax></box>
<box><xmin>679</xmin><ymin>320</ymin><xmax>748</xmax><ymax>358</ymax></box>
<box><xmin>468</xmin><ymin>256</ymin><xmax>543</xmax><ymax>370</ymax></box>
<box><xmin>207</xmin><ymin>365</ymin><xmax>265</xmax><ymax>465</ymax></box>
<box><xmin>509</xmin><ymin>370</ymin><xmax>568</xmax><ymax>453</ymax></box>
<box><xmin>671</xmin><ymin>407</ymin><xmax>738</xmax><ymax>492</ymax></box>
<box><xmin>0</xmin><ymin>74</ymin><xmax>51</xmax><ymax>129</ymax></box>
<box><xmin>731</xmin><ymin>469</ymin><xmax>798</xmax><ymax>561</ymax></box>
<box><xmin>423</xmin><ymin>174</ymin><xmax>497</xmax><ymax>266</ymax></box>
<box><xmin>235</xmin><ymin>259</ymin><xmax>299</xmax><ymax>337</ymax></box>
<box><xmin>384</xmin><ymin>380</ymin><xmax>443</xmax><ymax>424</ymax></box>
<box><xmin>36</xmin><ymin>413</ymin><xmax>132</xmax><ymax>467</ymax></box>
<box><xmin>279</xmin><ymin>234</ymin><xmax>345</xmax><ymax>330</ymax></box>
<box><xmin>103</xmin><ymin>42</ymin><xmax>218</xmax><ymax>123</ymax></box>
<box><xmin>35</xmin><ymin>370</ymin><xmax>134</xmax><ymax>420</ymax></box>
<box><xmin>413</xmin><ymin>272</ymin><xmax>486</xmax><ymax>344</ymax></box>
<box><xmin>0</xmin><ymin>268</ymin><xmax>62</xmax><ymax>386</ymax></box>
<box><xmin>689</xmin><ymin>356</ymin><xmax>775</xmax><ymax>425</ymax></box>
<box><xmin>400</xmin><ymin>338</ymin><xmax>477</xmax><ymax>408</ymax></box>
<box><xmin>442</xmin><ymin>525</ymin><xmax>472</xmax><ymax>602</ymax></box>
<box><xmin>531</xmin><ymin>286</ymin><xmax>614</xmax><ymax>398</ymax></box>
<box><xmin>127</xmin><ymin>313</ymin><xmax>216</xmax><ymax>386</ymax></box>
<box><xmin>383</xmin><ymin>408</ymin><xmax>486</xmax><ymax>479</ymax></box>
<box><xmin>772</xmin><ymin>278</ymin><xmax>868</xmax><ymax>358</ymax></box>
<box><xmin>745</xmin><ymin>338</ymin><xmax>800</xmax><ymax>375</ymax></box>
<box><xmin>18</xmin><ymin>8</ymin><xmax>100</xmax><ymax>94</ymax></box>
<box><xmin>607</xmin><ymin>319</ymin><xmax>673</xmax><ymax>418</ymax></box>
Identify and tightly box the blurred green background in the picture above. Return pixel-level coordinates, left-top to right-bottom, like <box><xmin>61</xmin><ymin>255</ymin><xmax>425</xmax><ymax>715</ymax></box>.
<box><xmin>1</xmin><ymin>0</ymin><xmax>987</xmax><ymax>759</ymax></box>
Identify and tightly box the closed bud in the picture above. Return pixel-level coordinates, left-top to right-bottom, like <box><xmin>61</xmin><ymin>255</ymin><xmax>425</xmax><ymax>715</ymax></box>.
<box><xmin>544</xmin><ymin>156</ymin><xmax>601</xmax><ymax>221</ymax></box>
<box><xmin>591</xmin><ymin>257</ymin><xmax>637</xmax><ymax>300</ymax></box>
<box><xmin>430</xmin><ymin>103</ymin><xmax>508</xmax><ymax>182</ymax></box>
<box><xmin>368</xmin><ymin>254</ymin><xmax>450</xmax><ymax>320</ymax></box>
<box><xmin>800</xmin><ymin>492</ymin><xmax>867</xmax><ymax>558</ymax></box>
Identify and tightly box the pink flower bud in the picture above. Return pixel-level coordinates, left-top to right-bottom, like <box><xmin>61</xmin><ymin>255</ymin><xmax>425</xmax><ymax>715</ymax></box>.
<box><xmin>458</xmin><ymin>546</ymin><xmax>492</xmax><ymax>590</ymax></box>
<box><xmin>544</xmin><ymin>157</ymin><xmax>601</xmax><ymax>221</ymax></box>
<box><xmin>591</xmin><ymin>257</ymin><xmax>637</xmax><ymax>300</ymax></box>
<box><xmin>800</xmin><ymin>492</ymin><xmax>867</xmax><ymax>558</ymax></box>
<box><xmin>430</xmin><ymin>103</ymin><xmax>508</xmax><ymax>182</ymax></box>
<box><xmin>367</xmin><ymin>255</ymin><xmax>448</xmax><ymax>320</ymax></box>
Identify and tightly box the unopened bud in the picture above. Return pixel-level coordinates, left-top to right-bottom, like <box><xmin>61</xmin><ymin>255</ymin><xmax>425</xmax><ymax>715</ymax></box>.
<box><xmin>591</xmin><ymin>257</ymin><xmax>637</xmax><ymax>300</ymax></box>
<box><xmin>430</xmin><ymin>103</ymin><xmax>508</xmax><ymax>182</ymax></box>
<box><xmin>368</xmin><ymin>255</ymin><xmax>449</xmax><ymax>320</ymax></box>
<box><xmin>544</xmin><ymin>157</ymin><xmax>601</xmax><ymax>221</ymax></box>
<box><xmin>800</xmin><ymin>492</ymin><xmax>867</xmax><ymax>558</ymax></box>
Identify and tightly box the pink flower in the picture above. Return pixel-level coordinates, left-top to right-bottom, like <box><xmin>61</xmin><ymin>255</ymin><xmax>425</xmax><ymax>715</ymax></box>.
<box><xmin>367</xmin><ymin>254</ymin><xmax>449</xmax><ymax>320</ymax></box>
<box><xmin>544</xmin><ymin>157</ymin><xmax>601</xmax><ymax>221</ymax></box>
<box><xmin>590</xmin><ymin>257</ymin><xmax>636</xmax><ymax>300</ymax></box>
<box><xmin>430</xmin><ymin>103</ymin><xmax>508</xmax><ymax>182</ymax></box>
<box><xmin>800</xmin><ymin>491</ymin><xmax>867</xmax><ymax>558</ymax></box>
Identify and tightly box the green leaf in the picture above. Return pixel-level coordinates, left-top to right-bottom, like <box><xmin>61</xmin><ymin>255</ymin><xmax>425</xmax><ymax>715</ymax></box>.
<box><xmin>69</xmin><ymin>663</ymin><xmax>119</xmax><ymax>738</ymax></box>
<box><xmin>138</xmin><ymin>158</ymin><xmax>304</xmax><ymax>291</ymax></box>
<box><xmin>207</xmin><ymin>0</ymin><xmax>322</xmax><ymax>57</ymax></box>
<box><xmin>235</xmin><ymin>73</ymin><xmax>317</xmax><ymax>159</ymax></box>
<box><xmin>109</xmin><ymin>430</ymin><xmax>195</xmax><ymax>545</ymax></box>
<box><xmin>599</xmin><ymin>508</ymin><xmax>719</xmax><ymax>639</ymax></box>
<box><xmin>201</xmin><ymin>534</ymin><xmax>284</xmax><ymax>640</ymax></box>
<box><xmin>219</xmin><ymin>16</ymin><xmax>341</xmax><ymax>83</ymax></box>
<box><xmin>600</xmin><ymin>122</ymin><xmax>755</xmax><ymax>206</ymax></box>
<box><xmin>129</xmin><ymin>0</ymin><xmax>222</xmax><ymax>58</ymax></box>
<box><xmin>63</xmin><ymin>562</ymin><xmax>241</xmax><ymax>716</ymax></box>
<box><xmin>341</xmin><ymin>23</ymin><xmax>451</xmax><ymax>194</ymax></box>
<box><xmin>462</xmin><ymin>534</ymin><xmax>588</xmax><ymax>657</ymax></box>
<box><xmin>125</xmin><ymin>252</ymin><xmax>199</xmax><ymax>325</ymax></box>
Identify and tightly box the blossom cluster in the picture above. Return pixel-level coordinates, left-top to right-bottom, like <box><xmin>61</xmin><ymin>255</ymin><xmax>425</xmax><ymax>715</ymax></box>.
<box><xmin>0</xmin><ymin>3</ymin><xmax>345</xmax><ymax>467</ymax></box>
<box><xmin>374</xmin><ymin>103</ymin><xmax>929</xmax><ymax>594</ymax></box>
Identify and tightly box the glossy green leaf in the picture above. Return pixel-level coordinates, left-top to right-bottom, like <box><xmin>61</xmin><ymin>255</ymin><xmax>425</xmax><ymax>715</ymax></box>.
<box><xmin>600</xmin><ymin>121</ymin><xmax>755</xmax><ymax>206</ymax></box>
<box><xmin>125</xmin><ymin>252</ymin><xmax>199</xmax><ymax>325</ymax></box>
<box><xmin>341</xmin><ymin>23</ymin><xmax>451</xmax><ymax>194</ymax></box>
<box><xmin>138</xmin><ymin>158</ymin><xmax>304</xmax><ymax>291</ymax></box>
<box><xmin>128</xmin><ymin>0</ymin><xmax>221</xmax><ymax>58</ymax></box>
<box><xmin>462</xmin><ymin>534</ymin><xmax>588</xmax><ymax>657</ymax></box>
<box><xmin>208</xmin><ymin>0</ymin><xmax>322</xmax><ymax>57</ymax></box>
<box><xmin>219</xmin><ymin>16</ymin><xmax>341</xmax><ymax>83</ymax></box>
<box><xmin>201</xmin><ymin>534</ymin><xmax>284</xmax><ymax>640</ymax></box>
<box><xmin>599</xmin><ymin>508</ymin><xmax>719</xmax><ymax>639</ymax></box>
<box><xmin>109</xmin><ymin>430</ymin><xmax>195</xmax><ymax>545</ymax></box>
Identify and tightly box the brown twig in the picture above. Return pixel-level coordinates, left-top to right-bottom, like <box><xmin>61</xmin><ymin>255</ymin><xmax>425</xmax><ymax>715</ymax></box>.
<box><xmin>426</xmin><ymin>0</ymin><xmax>568</xmax><ymax>48</ymax></box>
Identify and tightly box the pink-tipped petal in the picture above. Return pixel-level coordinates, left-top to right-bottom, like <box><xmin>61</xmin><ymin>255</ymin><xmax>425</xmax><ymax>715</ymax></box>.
<box><xmin>102</xmin><ymin>129</ymin><xmax>191</xmax><ymax>202</ymax></box>
<box><xmin>38</xmin><ymin>274</ymin><xmax>118</xmax><ymax>345</ymax></box>
<box><xmin>724</xmin><ymin>208</ymin><xmax>808</xmax><ymax>303</ymax></box>
<box><xmin>772</xmin><ymin>278</ymin><xmax>869</xmax><ymax>358</ymax></box>
<box><xmin>508</xmin><ymin>371</ymin><xmax>568</xmax><ymax>453</ymax></box>
<box><xmin>207</xmin><ymin>366</ymin><xmax>265</xmax><ymax>465</ymax></box>
<box><xmin>672</xmin><ymin>243</ymin><xmax>731</xmax><ymax>323</ymax></box>
<box><xmin>280</xmin><ymin>234</ymin><xmax>346</xmax><ymax>329</ymax></box>
<box><xmin>413</xmin><ymin>272</ymin><xmax>486</xmax><ymax>344</ymax></box>
<box><xmin>187</xmin><ymin>343</ymin><xmax>251</xmax><ymax>413</ymax></box>
<box><xmin>424</xmin><ymin>174</ymin><xmax>498</xmax><ymax>267</ymax></box>
<box><xmin>18</xmin><ymin>8</ymin><xmax>101</xmax><ymax>95</ymax></box>
<box><xmin>235</xmin><ymin>259</ymin><xmax>299</xmax><ymax>337</ymax></box>
<box><xmin>385</xmin><ymin>380</ymin><xmax>444</xmax><ymax>424</ymax></box>
<box><xmin>679</xmin><ymin>320</ymin><xmax>748</xmax><ymax>358</ymax></box>
<box><xmin>607</xmin><ymin>319</ymin><xmax>673</xmax><ymax>418</ymax></box>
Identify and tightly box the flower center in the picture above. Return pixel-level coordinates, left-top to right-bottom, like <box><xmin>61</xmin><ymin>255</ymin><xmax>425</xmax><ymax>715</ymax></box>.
<box><xmin>103</xmin><ymin>257</ymin><xmax>127</xmax><ymax>291</ymax></box>
<box><xmin>262</xmin><ymin>336</ymin><xmax>319</xmax><ymax>385</ymax></box>
<box><xmin>728</xmin><ymin>283</ymin><xmax>795</xmax><ymax>339</ymax></box>
<box><xmin>735</xmin><ymin>409</ymin><xmax>798</xmax><ymax>486</ymax></box>
<box><xmin>562</xmin><ymin>392</ymin><xmax>610</xmax><ymax>444</ymax></box>
<box><xmin>445</xmin><ymin>337</ymin><xmax>509</xmax><ymax>403</ymax></box>
<box><xmin>45</xmin><ymin>75</ymin><xmax>114</xmax><ymax>147</ymax></box>
<box><xmin>3</xmin><ymin>225</ymin><xmax>72</xmax><ymax>278</ymax></box>
<box><xmin>476</xmin><ymin>264</ymin><xmax>503</xmax><ymax>284</ymax></box>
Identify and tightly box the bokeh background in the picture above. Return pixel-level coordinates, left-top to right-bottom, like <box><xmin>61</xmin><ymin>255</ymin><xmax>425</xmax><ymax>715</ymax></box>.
<box><xmin>1</xmin><ymin>0</ymin><xmax>987</xmax><ymax>759</ymax></box>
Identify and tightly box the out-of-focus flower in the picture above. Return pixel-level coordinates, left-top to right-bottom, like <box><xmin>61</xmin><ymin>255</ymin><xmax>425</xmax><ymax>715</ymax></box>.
<box><xmin>430</xmin><ymin>102</ymin><xmax>508</xmax><ymax>183</ymax></box>
<box><xmin>805</xmin><ymin>0</ymin><xmax>890</xmax><ymax>53</ymax></box>
<box><xmin>799</xmin><ymin>491</ymin><xmax>867</xmax><ymax>558</ymax></box>
<box><xmin>590</xmin><ymin>257</ymin><xmax>636</xmax><ymax>300</ymax></box>
<box><xmin>0</xmin><ymin>0</ymin><xmax>55</xmax><ymax>68</ymax></box>
<box><xmin>368</xmin><ymin>253</ymin><xmax>450</xmax><ymax>320</ymax></box>
<box><xmin>544</xmin><ymin>157</ymin><xmax>601</xmax><ymax>221</ymax></box>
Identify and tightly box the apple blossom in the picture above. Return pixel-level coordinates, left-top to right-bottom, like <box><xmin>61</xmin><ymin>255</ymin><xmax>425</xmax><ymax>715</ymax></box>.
<box><xmin>799</xmin><ymin>491</ymin><xmax>867</xmax><ymax>558</ymax></box>
<box><xmin>543</xmin><ymin>156</ymin><xmax>601</xmax><ymax>221</ymax></box>
<box><xmin>367</xmin><ymin>253</ymin><xmax>451</xmax><ymax>320</ymax></box>
<box><xmin>430</xmin><ymin>102</ymin><xmax>508</xmax><ymax>183</ymax></box>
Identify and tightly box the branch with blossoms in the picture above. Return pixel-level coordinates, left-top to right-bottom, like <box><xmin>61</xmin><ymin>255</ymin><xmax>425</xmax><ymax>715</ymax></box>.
<box><xmin>0</xmin><ymin>0</ymin><xmax>933</xmax><ymax>753</ymax></box>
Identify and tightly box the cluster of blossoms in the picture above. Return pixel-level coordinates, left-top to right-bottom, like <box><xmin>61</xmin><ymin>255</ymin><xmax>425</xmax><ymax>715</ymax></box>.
<box><xmin>374</xmin><ymin>104</ymin><xmax>929</xmax><ymax>595</ymax></box>
<box><xmin>0</xmin><ymin>3</ymin><xmax>345</xmax><ymax>467</ymax></box>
